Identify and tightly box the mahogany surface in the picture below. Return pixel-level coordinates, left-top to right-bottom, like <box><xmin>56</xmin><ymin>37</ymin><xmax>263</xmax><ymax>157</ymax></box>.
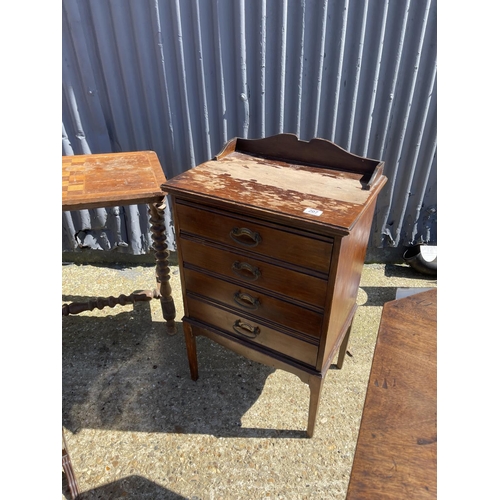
<box><xmin>162</xmin><ymin>134</ymin><xmax>387</xmax><ymax>436</ymax></box>
<box><xmin>346</xmin><ymin>288</ymin><xmax>437</xmax><ymax>499</ymax></box>
<box><xmin>62</xmin><ymin>151</ymin><xmax>176</xmax><ymax>333</ymax></box>
<box><xmin>182</xmin><ymin>268</ymin><xmax>324</xmax><ymax>336</ymax></box>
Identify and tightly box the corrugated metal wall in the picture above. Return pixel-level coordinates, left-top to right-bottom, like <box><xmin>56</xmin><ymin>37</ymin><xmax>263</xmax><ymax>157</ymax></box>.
<box><xmin>62</xmin><ymin>0</ymin><xmax>437</xmax><ymax>257</ymax></box>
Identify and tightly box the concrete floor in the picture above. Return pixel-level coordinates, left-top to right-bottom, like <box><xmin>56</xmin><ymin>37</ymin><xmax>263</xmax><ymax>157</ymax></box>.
<box><xmin>62</xmin><ymin>259</ymin><xmax>436</xmax><ymax>499</ymax></box>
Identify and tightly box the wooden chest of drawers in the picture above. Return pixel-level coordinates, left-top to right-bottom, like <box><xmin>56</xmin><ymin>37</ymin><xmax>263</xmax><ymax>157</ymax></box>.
<box><xmin>162</xmin><ymin>134</ymin><xmax>387</xmax><ymax>437</ymax></box>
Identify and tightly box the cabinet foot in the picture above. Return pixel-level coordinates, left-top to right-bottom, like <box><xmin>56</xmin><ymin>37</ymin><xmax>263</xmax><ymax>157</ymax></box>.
<box><xmin>307</xmin><ymin>375</ymin><xmax>325</xmax><ymax>438</ymax></box>
<box><xmin>183</xmin><ymin>322</ymin><xmax>199</xmax><ymax>381</ymax></box>
<box><xmin>336</xmin><ymin>320</ymin><xmax>353</xmax><ymax>370</ymax></box>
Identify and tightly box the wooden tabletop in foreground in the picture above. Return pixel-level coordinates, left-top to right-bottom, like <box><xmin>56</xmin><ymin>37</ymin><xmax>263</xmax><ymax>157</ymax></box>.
<box><xmin>62</xmin><ymin>151</ymin><xmax>167</xmax><ymax>211</ymax></box>
<box><xmin>346</xmin><ymin>288</ymin><xmax>437</xmax><ymax>499</ymax></box>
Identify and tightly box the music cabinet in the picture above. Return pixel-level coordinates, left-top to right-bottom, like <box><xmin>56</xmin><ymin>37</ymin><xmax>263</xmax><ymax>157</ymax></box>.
<box><xmin>162</xmin><ymin>134</ymin><xmax>387</xmax><ymax>437</ymax></box>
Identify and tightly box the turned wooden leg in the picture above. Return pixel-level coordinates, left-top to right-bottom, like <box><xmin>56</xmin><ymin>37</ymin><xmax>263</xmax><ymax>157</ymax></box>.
<box><xmin>307</xmin><ymin>374</ymin><xmax>325</xmax><ymax>438</ymax></box>
<box><xmin>149</xmin><ymin>199</ymin><xmax>177</xmax><ymax>335</ymax></box>
<box><xmin>62</xmin><ymin>290</ymin><xmax>159</xmax><ymax>316</ymax></box>
<box><xmin>183</xmin><ymin>322</ymin><xmax>199</xmax><ymax>381</ymax></box>
<box><xmin>62</xmin><ymin>430</ymin><xmax>80</xmax><ymax>500</ymax></box>
<box><xmin>336</xmin><ymin>320</ymin><xmax>353</xmax><ymax>370</ymax></box>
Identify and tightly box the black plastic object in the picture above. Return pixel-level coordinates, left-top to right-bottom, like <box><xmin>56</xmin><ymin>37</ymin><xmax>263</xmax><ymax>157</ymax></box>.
<box><xmin>403</xmin><ymin>244</ymin><xmax>437</xmax><ymax>277</ymax></box>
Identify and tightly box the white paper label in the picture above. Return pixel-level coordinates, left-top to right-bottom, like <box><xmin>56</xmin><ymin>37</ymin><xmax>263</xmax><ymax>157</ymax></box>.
<box><xmin>303</xmin><ymin>208</ymin><xmax>323</xmax><ymax>216</ymax></box>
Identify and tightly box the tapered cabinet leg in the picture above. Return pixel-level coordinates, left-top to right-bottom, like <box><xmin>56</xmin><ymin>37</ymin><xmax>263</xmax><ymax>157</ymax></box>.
<box><xmin>183</xmin><ymin>322</ymin><xmax>199</xmax><ymax>381</ymax></box>
<box><xmin>307</xmin><ymin>375</ymin><xmax>325</xmax><ymax>438</ymax></box>
<box><xmin>336</xmin><ymin>320</ymin><xmax>353</xmax><ymax>370</ymax></box>
<box><xmin>149</xmin><ymin>200</ymin><xmax>177</xmax><ymax>335</ymax></box>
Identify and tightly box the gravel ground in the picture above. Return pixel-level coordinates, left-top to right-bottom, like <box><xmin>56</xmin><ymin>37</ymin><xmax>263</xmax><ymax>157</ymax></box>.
<box><xmin>62</xmin><ymin>259</ymin><xmax>436</xmax><ymax>499</ymax></box>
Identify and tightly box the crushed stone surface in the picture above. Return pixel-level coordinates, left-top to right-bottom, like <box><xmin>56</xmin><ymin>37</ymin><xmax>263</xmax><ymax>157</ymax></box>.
<box><xmin>62</xmin><ymin>261</ymin><xmax>436</xmax><ymax>499</ymax></box>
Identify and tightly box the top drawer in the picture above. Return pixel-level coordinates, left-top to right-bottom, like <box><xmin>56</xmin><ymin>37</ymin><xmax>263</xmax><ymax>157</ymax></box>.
<box><xmin>175</xmin><ymin>201</ymin><xmax>333</xmax><ymax>274</ymax></box>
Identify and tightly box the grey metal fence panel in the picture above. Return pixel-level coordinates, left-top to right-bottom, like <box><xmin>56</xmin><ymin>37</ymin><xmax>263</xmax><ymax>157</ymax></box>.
<box><xmin>62</xmin><ymin>0</ymin><xmax>437</xmax><ymax>256</ymax></box>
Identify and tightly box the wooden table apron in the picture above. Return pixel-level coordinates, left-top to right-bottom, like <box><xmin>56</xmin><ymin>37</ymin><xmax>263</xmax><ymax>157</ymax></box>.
<box><xmin>62</xmin><ymin>151</ymin><xmax>176</xmax><ymax>333</ymax></box>
<box><xmin>346</xmin><ymin>288</ymin><xmax>437</xmax><ymax>499</ymax></box>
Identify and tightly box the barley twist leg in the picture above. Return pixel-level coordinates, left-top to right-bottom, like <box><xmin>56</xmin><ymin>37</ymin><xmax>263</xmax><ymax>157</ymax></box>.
<box><xmin>149</xmin><ymin>199</ymin><xmax>177</xmax><ymax>335</ymax></box>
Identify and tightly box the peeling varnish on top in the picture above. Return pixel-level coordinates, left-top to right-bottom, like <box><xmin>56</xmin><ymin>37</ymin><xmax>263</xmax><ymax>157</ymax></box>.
<box><xmin>300</xmin><ymin>199</ymin><xmax>349</xmax><ymax>212</ymax></box>
<box><xmin>168</xmin><ymin>154</ymin><xmax>368</xmax><ymax>227</ymax></box>
<box><xmin>195</xmin><ymin>154</ymin><xmax>370</xmax><ymax>205</ymax></box>
<box><xmin>82</xmin><ymin>154</ymin><xmax>151</xmax><ymax>170</ymax></box>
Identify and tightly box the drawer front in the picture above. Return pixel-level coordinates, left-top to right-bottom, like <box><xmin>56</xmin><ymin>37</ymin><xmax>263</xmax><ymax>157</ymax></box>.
<box><xmin>183</xmin><ymin>268</ymin><xmax>323</xmax><ymax>338</ymax></box>
<box><xmin>180</xmin><ymin>237</ymin><xmax>328</xmax><ymax>308</ymax></box>
<box><xmin>186</xmin><ymin>295</ymin><xmax>319</xmax><ymax>367</ymax></box>
<box><xmin>175</xmin><ymin>201</ymin><xmax>332</xmax><ymax>274</ymax></box>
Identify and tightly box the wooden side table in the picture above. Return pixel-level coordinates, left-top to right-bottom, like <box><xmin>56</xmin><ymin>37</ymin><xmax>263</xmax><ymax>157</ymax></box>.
<box><xmin>346</xmin><ymin>288</ymin><xmax>437</xmax><ymax>498</ymax></box>
<box><xmin>62</xmin><ymin>151</ymin><xmax>176</xmax><ymax>334</ymax></box>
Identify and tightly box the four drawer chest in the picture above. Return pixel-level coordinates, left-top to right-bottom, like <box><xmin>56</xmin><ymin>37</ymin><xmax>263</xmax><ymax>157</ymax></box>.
<box><xmin>162</xmin><ymin>134</ymin><xmax>387</xmax><ymax>437</ymax></box>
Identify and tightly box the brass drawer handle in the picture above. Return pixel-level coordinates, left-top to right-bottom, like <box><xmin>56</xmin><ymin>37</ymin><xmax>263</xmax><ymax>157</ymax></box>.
<box><xmin>233</xmin><ymin>319</ymin><xmax>260</xmax><ymax>338</ymax></box>
<box><xmin>233</xmin><ymin>291</ymin><xmax>260</xmax><ymax>310</ymax></box>
<box><xmin>229</xmin><ymin>227</ymin><xmax>262</xmax><ymax>247</ymax></box>
<box><xmin>232</xmin><ymin>261</ymin><xmax>261</xmax><ymax>281</ymax></box>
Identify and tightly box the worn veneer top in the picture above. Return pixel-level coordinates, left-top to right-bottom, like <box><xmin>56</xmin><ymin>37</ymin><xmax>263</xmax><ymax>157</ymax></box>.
<box><xmin>62</xmin><ymin>151</ymin><xmax>167</xmax><ymax>211</ymax></box>
<box><xmin>163</xmin><ymin>135</ymin><xmax>387</xmax><ymax>233</ymax></box>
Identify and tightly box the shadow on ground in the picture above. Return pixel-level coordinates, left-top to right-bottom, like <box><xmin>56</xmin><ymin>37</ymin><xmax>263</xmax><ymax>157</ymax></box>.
<box><xmin>357</xmin><ymin>265</ymin><xmax>437</xmax><ymax>307</ymax></box>
<box><xmin>63</xmin><ymin>473</ymin><xmax>188</xmax><ymax>500</ymax></box>
<box><xmin>384</xmin><ymin>263</ymin><xmax>437</xmax><ymax>280</ymax></box>
<box><xmin>62</xmin><ymin>298</ymin><xmax>309</xmax><ymax>439</ymax></box>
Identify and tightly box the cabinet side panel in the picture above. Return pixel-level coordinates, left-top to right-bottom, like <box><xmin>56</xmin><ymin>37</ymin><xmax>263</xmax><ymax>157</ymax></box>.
<box><xmin>318</xmin><ymin>201</ymin><xmax>377</xmax><ymax>371</ymax></box>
